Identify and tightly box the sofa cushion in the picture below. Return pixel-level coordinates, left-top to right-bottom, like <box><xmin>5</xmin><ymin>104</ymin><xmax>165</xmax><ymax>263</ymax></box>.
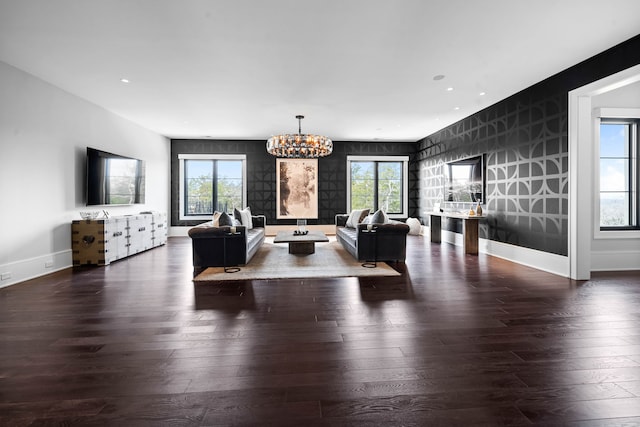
<box><xmin>346</xmin><ymin>208</ymin><xmax>370</xmax><ymax>228</ymax></box>
<box><xmin>337</xmin><ymin>225</ymin><xmax>358</xmax><ymax>242</ymax></box>
<box><xmin>218</xmin><ymin>212</ymin><xmax>234</xmax><ymax>226</ymax></box>
<box><xmin>335</xmin><ymin>226</ymin><xmax>358</xmax><ymax>259</ymax></box>
<box><xmin>246</xmin><ymin>228</ymin><xmax>264</xmax><ymax>252</ymax></box>
<box><xmin>234</xmin><ymin>206</ymin><xmax>253</xmax><ymax>230</ymax></box>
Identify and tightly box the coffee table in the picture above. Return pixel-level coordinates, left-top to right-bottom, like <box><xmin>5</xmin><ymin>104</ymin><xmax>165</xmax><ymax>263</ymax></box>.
<box><xmin>273</xmin><ymin>230</ymin><xmax>329</xmax><ymax>255</ymax></box>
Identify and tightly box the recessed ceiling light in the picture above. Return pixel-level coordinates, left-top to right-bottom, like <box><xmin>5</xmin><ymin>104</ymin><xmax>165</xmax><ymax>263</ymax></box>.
<box><xmin>433</xmin><ymin>74</ymin><xmax>445</xmax><ymax>81</ymax></box>
<box><xmin>120</xmin><ymin>78</ymin><xmax>130</xmax><ymax>83</ymax></box>
<box><xmin>446</xmin><ymin>87</ymin><xmax>454</xmax><ymax>92</ymax></box>
<box><xmin>454</xmin><ymin>107</ymin><xmax>460</xmax><ymax>110</ymax></box>
<box><xmin>479</xmin><ymin>92</ymin><xmax>486</xmax><ymax>96</ymax></box>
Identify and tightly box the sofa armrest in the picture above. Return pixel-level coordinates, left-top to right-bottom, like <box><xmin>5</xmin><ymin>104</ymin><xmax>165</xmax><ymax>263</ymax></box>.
<box><xmin>335</xmin><ymin>214</ymin><xmax>349</xmax><ymax>227</ymax></box>
<box><xmin>357</xmin><ymin>222</ymin><xmax>410</xmax><ymax>235</ymax></box>
<box><xmin>251</xmin><ymin>215</ymin><xmax>266</xmax><ymax>228</ymax></box>
<box><xmin>188</xmin><ymin>223</ymin><xmax>247</xmax><ymax>238</ymax></box>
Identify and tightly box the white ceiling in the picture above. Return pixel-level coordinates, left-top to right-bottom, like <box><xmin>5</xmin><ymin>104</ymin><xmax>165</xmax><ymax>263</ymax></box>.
<box><xmin>1</xmin><ymin>1</ymin><xmax>639</xmax><ymax>142</ymax></box>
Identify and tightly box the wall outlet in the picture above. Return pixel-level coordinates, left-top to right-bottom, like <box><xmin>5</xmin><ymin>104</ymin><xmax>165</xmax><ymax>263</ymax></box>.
<box><xmin>1</xmin><ymin>272</ymin><xmax>11</xmax><ymax>280</ymax></box>
<box><xmin>45</xmin><ymin>260</ymin><xmax>54</xmax><ymax>268</ymax></box>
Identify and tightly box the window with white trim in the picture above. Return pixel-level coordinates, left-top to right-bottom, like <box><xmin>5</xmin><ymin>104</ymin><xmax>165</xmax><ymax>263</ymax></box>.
<box><xmin>178</xmin><ymin>154</ymin><xmax>247</xmax><ymax>220</ymax></box>
<box><xmin>599</xmin><ymin>119</ymin><xmax>639</xmax><ymax>230</ymax></box>
<box><xmin>346</xmin><ymin>155</ymin><xmax>409</xmax><ymax>217</ymax></box>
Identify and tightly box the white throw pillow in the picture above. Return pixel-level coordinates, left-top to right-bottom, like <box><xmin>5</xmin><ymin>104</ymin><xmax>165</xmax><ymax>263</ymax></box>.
<box><xmin>235</xmin><ymin>207</ymin><xmax>253</xmax><ymax>230</ymax></box>
<box><xmin>346</xmin><ymin>209</ymin><xmax>369</xmax><ymax>228</ymax></box>
<box><xmin>406</xmin><ymin>217</ymin><xmax>421</xmax><ymax>235</ymax></box>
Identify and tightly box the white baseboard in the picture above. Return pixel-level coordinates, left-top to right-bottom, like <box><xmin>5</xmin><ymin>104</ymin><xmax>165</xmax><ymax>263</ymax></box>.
<box><xmin>0</xmin><ymin>250</ymin><xmax>73</xmax><ymax>289</ymax></box>
<box><xmin>439</xmin><ymin>229</ymin><xmax>570</xmax><ymax>277</ymax></box>
<box><xmin>591</xmin><ymin>250</ymin><xmax>640</xmax><ymax>272</ymax></box>
<box><xmin>169</xmin><ymin>226</ymin><xmax>191</xmax><ymax>237</ymax></box>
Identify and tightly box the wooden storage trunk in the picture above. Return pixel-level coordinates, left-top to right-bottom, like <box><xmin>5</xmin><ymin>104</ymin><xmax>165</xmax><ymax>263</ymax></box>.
<box><xmin>72</xmin><ymin>213</ymin><xmax>167</xmax><ymax>266</ymax></box>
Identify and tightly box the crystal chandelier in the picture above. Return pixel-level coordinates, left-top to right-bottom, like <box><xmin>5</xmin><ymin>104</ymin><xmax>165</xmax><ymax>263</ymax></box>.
<box><xmin>266</xmin><ymin>115</ymin><xmax>333</xmax><ymax>158</ymax></box>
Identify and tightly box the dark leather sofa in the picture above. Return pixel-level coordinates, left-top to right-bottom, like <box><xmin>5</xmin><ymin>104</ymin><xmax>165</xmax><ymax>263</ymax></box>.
<box><xmin>335</xmin><ymin>214</ymin><xmax>410</xmax><ymax>263</ymax></box>
<box><xmin>188</xmin><ymin>215</ymin><xmax>266</xmax><ymax>276</ymax></box>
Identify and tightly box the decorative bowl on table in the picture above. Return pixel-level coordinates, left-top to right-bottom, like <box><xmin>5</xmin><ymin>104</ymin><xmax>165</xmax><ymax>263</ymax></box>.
<box><xmin>79</xmin><ymin>211</ymin><xmax>101</xmax><ymax>220</ymax></box>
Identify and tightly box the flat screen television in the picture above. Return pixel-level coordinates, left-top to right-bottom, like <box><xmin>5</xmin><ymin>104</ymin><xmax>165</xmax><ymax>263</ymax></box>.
<box><xmin>86</xmin><ymin>147</ymin><xmax>146</xmax><ymax>206</ymax></box>
<box><xmin>444</xmin><ymin>154</ymin><xmax>485</xmax><ymax>203</ymax></box>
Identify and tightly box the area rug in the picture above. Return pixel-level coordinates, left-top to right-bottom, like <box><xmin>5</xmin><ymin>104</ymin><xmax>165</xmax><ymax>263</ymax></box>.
<box><xmin>193</xmin><ymin>240</ymin><xmax>401</xmax><ymax>281</ymax></box>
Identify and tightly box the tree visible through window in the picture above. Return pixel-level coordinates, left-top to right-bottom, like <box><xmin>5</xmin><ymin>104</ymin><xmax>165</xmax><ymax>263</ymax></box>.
<box><xmin>377</xmin><ymin>162</ymin><xmax>402</xmax><ymax>212</ymax></box>
<box><xmin>184</xmin><ymin>159</ymin><xmax>243</xmax><ymax>216</ymax></box>
<box><xmin>350</xmin><ymin>159</ymin><xmax>404</xmax><ymax>214</ymax></box>
<box><xmin>599</xmin><ymin>120</ymin><xmax>638</xmax><ymax>229</ymax></box>
<box><xmin>350</xmin><ymin>162</ymin><xmax>375</xmax><ymax>210</ymax></box>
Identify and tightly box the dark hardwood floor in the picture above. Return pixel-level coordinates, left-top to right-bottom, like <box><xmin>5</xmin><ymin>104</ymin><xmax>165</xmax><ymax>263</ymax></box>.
<box><xmin>1</xmin><ymin>236</ymin><xmax>640</xmax><ymax>426</ymax></box>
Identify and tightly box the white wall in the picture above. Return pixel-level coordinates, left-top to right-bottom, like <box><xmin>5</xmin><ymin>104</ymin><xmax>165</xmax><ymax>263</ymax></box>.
<box><xmin>0</xmin><ymin>61</ymin><xmax>170</xmax><ymax>287</ymax></box>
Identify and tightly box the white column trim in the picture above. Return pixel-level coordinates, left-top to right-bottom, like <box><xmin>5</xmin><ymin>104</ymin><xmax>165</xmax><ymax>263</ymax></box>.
<box><xmin>568</xmin><ymin>64</ymin><xmax>640</xmax><ymax>280</ymax></box>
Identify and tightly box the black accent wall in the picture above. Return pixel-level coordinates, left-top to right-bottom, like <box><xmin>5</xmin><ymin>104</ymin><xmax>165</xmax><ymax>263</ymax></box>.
<box><xmin>417</xmin><ymin>34</ymin><xmax>640</xmax><ymax>256</ymax></box>
<box><xmin>171</xmin><ymin>140</ymin><xmax>418</xmax><ymax>227</ymax></box>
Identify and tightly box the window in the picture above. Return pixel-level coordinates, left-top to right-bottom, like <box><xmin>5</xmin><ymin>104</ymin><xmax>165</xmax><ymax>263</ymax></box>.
<box><xmin>178</xmin><ymin>154</ymin><xmax>247</xmax><ymax>220</ymax></box>
<box><xmin>347</xmin><ymin>156</ymin><xmax>409</xmax><ymax>217</ymax></box>
<box><xmin>599</xmin><ymin>119</ymin><xmax>639</xmax><ymax>229</ymax></box>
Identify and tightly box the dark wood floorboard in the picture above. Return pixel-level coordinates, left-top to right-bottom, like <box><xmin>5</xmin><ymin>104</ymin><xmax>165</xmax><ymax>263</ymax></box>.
<box><xmin>1</xmin><ymin>236</ymin><xmax>640</xmax><ymax>426</ymax></box>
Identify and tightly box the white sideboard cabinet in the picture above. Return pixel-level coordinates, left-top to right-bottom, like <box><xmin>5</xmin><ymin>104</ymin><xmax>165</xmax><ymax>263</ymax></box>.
<box><xmin>72</xmin><ymin>212</ymin><xmax>167</xmax><ymax>266</ymax></box>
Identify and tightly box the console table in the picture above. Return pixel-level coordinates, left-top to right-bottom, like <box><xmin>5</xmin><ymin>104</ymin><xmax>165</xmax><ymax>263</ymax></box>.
<box><xmin>72</xmin><ymin>212</ymin><xmax>167</xmax><ymax>266</ymax></box>
<box><xmin>429</xmin><ymin>211</ymin><xmax>485</xmax><ymax>255</ymax></box>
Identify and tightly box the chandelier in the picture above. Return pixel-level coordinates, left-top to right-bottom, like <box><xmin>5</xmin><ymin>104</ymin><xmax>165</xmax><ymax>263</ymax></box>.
<box><xmin>266</xmin><ymin>115</ymin><xmax>333</xmax><ymax>158</ymax></box>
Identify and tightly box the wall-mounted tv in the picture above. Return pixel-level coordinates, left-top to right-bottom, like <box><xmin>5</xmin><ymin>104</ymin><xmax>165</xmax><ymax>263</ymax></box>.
<box><xmin>86</xmin><ymin>147</ymin><xmax>146</xmax><ymax>206</ymax></box>
<box><xmin>444</xmin><ymin>154</ymin><xmax>485</xmax><ymax>203</ymax></box>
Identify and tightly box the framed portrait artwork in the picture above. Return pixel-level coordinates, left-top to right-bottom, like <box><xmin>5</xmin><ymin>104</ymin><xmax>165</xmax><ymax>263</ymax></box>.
<box><xmin>276</xmin><ymin>158</ymin><xmax>318</xmax><ymax>219</ymax></box>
